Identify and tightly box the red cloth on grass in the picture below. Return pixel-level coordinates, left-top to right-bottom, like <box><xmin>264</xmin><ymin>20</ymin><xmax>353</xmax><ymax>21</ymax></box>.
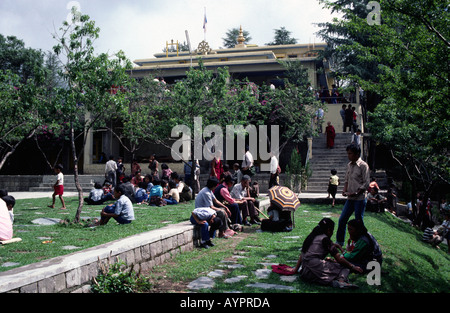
<box><xmin>271</xmin><ymin>264</ymin><xmax>295</xmax><ymax>276</ymax></box>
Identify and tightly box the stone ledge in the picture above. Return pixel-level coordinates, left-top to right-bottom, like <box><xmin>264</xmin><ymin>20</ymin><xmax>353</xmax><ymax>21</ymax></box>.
<box><xmin>0</xmin><ymin>221</ymin><xmax>195</xmax><ymax>293</ymax></box>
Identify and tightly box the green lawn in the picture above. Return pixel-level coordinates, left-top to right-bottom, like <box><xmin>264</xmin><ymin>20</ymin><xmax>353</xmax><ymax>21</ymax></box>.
<box><xmin>149</xmin><ymin>204</ymin><xmax>450</xmax><ymax>293</ymax></box>
<box><xmin>0</xmin><ymin>196</ymin><xmax>193</xmax><ymax>272</ymax></box>
<box><xmin>1</xmin><ymin>197</ymin><xmax>449</xmax><ymax>293</ymax></box>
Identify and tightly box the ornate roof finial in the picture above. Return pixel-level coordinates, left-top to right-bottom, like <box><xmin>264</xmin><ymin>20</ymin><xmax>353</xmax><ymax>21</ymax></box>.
<box><xmin>235</xmin><ymin>25</ymin><xmax>246</xmax><ymax>48</ymax></box>
<box><xmin>238</xmin><ymin>25</ymin><xmax>245</xmax><ymax>44</ymax></box>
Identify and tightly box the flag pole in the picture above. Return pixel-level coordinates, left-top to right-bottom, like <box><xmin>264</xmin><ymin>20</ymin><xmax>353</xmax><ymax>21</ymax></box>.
<box><xmin>203</xmin><ymin>7</ymin><xmax>207</xmax><ymax>41</ymax></box>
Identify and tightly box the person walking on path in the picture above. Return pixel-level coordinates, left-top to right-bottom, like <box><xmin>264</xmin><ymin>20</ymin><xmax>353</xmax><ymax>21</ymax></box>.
<box><xmin>336</xmin><ymin>144</ymin><xmax>370</xmax><ymax>246</ymax></box>
<box><xmin>327</xmin><ymin>169</ymin><xmax>340</xmax><ymax>207</ymax></box>
<box><xmin>48</xmin><ymin>164</ymin><xmax>66</xmax><ymax>210</ymax></box>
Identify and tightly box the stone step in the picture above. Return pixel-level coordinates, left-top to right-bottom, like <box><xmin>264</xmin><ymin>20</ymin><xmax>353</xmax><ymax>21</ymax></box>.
<box><xmin>305</xmin><ymin>133</ymin><xmax>350</xmax><ymax>193</ymax></box>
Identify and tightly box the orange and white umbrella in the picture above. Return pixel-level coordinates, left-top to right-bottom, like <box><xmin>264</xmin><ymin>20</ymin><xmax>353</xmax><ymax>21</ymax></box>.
<box><xmin>268</xmin><ymin>185</ymin><xmax>301</xmax><ymax>212</ymax></box>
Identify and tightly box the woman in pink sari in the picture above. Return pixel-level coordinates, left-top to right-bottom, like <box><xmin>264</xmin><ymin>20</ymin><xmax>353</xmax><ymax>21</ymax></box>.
<box><xmin>325</xmin><ymin>121</ymin><xmax>336</xmax><ymax>149</ymax></box>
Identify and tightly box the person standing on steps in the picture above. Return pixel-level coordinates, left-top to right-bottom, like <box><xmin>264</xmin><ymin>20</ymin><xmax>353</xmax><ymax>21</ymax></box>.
<box><xmin>325</xmin><ymin>121</ymin><xmax>336</xmax><ymax>149</ymax></box>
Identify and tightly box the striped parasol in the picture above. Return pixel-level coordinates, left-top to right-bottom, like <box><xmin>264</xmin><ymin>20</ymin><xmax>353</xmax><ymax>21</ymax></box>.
<box><xmin>268</xmin><ymin>185</ymin><xmax>301</xmax><ymax>212</ymax></box>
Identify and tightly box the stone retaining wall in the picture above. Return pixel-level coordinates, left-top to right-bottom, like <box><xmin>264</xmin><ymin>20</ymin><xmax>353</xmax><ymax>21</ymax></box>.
<box><xmin>0</xmin><ymin>175</ymin><xmax>44</xmax><ymax>192</ymax></box>
<box><xmin>0</xmin><ymin>221</ymin><xmax>196</xmax><ymax>293</ymax></box>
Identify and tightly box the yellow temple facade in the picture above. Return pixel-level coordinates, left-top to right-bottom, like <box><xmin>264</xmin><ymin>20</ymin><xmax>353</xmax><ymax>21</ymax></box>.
<box><xmin>128</xmin><ymin>27</ymin><xmax>333</xmax><ymax>90</ymax></box>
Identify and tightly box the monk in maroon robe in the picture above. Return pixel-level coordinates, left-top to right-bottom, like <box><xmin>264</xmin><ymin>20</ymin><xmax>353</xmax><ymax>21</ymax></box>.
<box><xmin>326</xmin><ymin>122</ymin><xmax>336</xmax><ymax>149</ymax></box>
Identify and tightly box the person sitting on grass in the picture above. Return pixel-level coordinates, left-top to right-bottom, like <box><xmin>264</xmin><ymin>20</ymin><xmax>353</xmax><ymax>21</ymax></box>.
<box><xmin>148</xmin><ymin>179</ymin><xmax>167</xmax><ymax>206</ymax></box>
<box><xmin>93</xmin><ymin>184</ymin><xmax>135</xmax><ymax>226</ymax></box>
<box><xmin>366</xmin><ymin>187</ymin><xmax>387</xmax><ymax>213</ymax></box>
<box><xmin>343</xmin><ymin>219</ymin><xmax>383</xmax><ymax>271</ymax></box>
<box><xmin>287</xmin><ymin>218</ymin><xmax>363</xmax><ymax>288</ymax></box>
<box><xmin>85</xmin><ymin>182</ymin><xmax>114</xmax><ymax>205</ymax></box>
<box><xmin>2</xmin><ymin>195</ymin><xmax>15</xmax><ymax>223</ymax></box>
<box><xmin>135</xmin><ymin>181</ymin><xmax>149</xmax><ymax>204</ymax></box>
<box><xmin>0</xmin><ymin>196</ymin><xmax>13</xmax><ymax>241</ymax></box>
<box><xmin>164</xmin><ymin>180</ymin><xmax>179</xmax><ymax>205</ymax></box>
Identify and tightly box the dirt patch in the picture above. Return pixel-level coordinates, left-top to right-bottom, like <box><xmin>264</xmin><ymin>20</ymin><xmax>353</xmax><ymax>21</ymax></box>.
<box><xmin>144</xmin><ymin>227</ymin><xmax>257</xmax><ymax>293</ymax></box>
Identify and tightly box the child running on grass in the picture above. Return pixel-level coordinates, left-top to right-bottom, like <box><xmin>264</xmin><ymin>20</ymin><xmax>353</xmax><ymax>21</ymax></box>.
<box><xmin>48</xmin><ymin>164</ymin><xmax>66</xmax><ymax>210</ymax></box>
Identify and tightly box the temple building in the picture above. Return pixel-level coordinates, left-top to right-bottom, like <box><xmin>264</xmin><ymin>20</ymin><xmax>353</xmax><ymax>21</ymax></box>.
<box><xmin>128</xmin><ymin>26</ymin><xmax>333</xmax><ymax>89</ymax></box>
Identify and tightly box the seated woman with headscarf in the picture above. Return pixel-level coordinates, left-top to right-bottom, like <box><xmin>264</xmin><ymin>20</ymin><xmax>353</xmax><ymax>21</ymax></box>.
<box><xmin>287</xmin><ymin>218</ymin><xmax>363</xmax><ymax>288</ymax></box>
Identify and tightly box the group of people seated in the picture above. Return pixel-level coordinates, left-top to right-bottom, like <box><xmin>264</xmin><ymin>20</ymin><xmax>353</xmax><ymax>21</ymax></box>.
<box><xmin>286</xmin><ymin>218</ymin><xmax>383</xmax><ymax>289</ymax></box>
<box><xmin>86</xmin><ymin>166</ymin><xmax>193</xmax><ymax>226</ymax></box>
<box><xmin>191</xmin><ymin>175</ymin><xmax>262</xmax><ymax>249</ymax></box>
<box><xmin>86</xmin><ymin>170</ymin><xmax>192</xmax><ymax>208</ymax></box>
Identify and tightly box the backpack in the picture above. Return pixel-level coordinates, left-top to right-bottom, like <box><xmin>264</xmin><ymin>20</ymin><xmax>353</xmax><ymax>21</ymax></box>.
<box><xmin>366</xmin><ymin>232</ymin><xmax>383</xmax><ymax>265</ymax></box>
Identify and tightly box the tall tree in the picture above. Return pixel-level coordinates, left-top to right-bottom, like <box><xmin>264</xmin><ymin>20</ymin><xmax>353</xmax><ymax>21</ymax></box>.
<box><xmin>266</xmin><ymin>27</ymin><xmax>298</xmax><ymax>45</ymax></box>
<box><xmin>52</xmin><ymin>8</ymin><xmax>133</xmax><ymax>222</ymax></box>
<box><xmin>0</xmin><ymin>35</ymin><xmax>48</xmax><ymax>171</ymax></box>
<box><xmin>105</xmin><ymin>75</ymin><xmax>170</xmax><ymax>166</ymax></box>
<box><xmin>316</xmin><ymin>0</ymin><xmax>383</xmax><ymax>114</ymax></box>
<box><xmin>140</xmin><ymin>59</ymin><xmax>259</xmax><ymax>194</ymax></box>
<box><xmin>250</xmin><ymin>59</ymin><xmax>320</xmax><ymax>153</ymax></box>
<box><xmin>0</xmin><ymin>35</ymin><xmax>45</xmax><ymax>83</ymax></box>
<box><xmin>317</xmin><ymin>0</ymin><xmax>450</xmax><ymax>210</ymax></box>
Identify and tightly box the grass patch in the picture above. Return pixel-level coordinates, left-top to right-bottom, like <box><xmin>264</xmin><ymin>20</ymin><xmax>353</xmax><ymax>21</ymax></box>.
<box><xmin>149</xmin><ymin>204</ymin><xmax>450</xmax><ymax>293</ymax></box>
<box><xmin>0</xmin><ymin>196</ymin><xmax>194</xmax><ymax>272</ymax></box>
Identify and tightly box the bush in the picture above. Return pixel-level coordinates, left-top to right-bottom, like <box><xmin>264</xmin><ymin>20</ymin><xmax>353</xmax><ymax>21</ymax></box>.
<box><xmin>91</xmin><ymin>257</ymin><xmax>152</xmax><ymax>293</ymax></box>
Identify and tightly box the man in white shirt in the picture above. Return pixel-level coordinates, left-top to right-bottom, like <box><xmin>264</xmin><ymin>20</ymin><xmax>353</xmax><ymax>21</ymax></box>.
<box><xmin>105</xmin><ymin>155</ymin><xmax>118</xmax><ymax>187</ymax></box>
<box><xmin>336</xmin><ymin>143</ymin><xmax>370</xmax><ymax>246</ymax></box>
<box><xmin>269</xmin><ymin>152</ymin><xmax>279</xmax><ymax>189</ymax></box>
<box><xmin>241</xmin><ymin>146</ymin><xmax>254</xmax><ymax>177</ymax></box>
<box><xmin>95</xmin><ymin>184</ymin><xmax>135</xmax><ymax>225</ymax></box>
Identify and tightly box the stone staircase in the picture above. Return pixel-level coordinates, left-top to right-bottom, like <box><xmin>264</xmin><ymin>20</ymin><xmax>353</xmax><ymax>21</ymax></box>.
<box><xmin>304</xmin><ymin>132</ymin><xmax>352</xmax><ymax>193</ymax></box>
<box><xmin>29</xmin><ymin>175</ymin><xmax>105</xmax><ymax>192</ymax></box>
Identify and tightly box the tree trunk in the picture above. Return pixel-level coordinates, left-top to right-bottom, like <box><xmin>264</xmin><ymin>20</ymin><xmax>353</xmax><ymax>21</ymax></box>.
<box><xmin>190</xmin><ymin>142</ymin><xmax>198</xmax><ymax>199</ymax></box>
<box><xmin>70</xmin><ymin>122</ymin><xmax>84</xmax><ymax>223</ymax></box>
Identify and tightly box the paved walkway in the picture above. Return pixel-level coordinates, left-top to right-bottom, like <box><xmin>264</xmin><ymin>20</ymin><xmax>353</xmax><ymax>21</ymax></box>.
<box><xmin>9</xmin><ymin>191</ymin><xmax>79</xmax><ymax>200</ymax></box>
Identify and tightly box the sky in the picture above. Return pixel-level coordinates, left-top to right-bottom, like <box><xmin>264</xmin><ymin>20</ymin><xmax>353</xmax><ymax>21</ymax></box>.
<box><xmin>0</xmin><ymin>0</ymin><xmax>339</xmax><ymax>64</ymax></box>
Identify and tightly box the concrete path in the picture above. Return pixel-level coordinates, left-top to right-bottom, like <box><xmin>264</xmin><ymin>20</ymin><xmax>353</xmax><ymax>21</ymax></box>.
<box><xmin>9</xmin><ymin>191</ymin><xmax>79</xmax><ymax>200</ymax></box>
